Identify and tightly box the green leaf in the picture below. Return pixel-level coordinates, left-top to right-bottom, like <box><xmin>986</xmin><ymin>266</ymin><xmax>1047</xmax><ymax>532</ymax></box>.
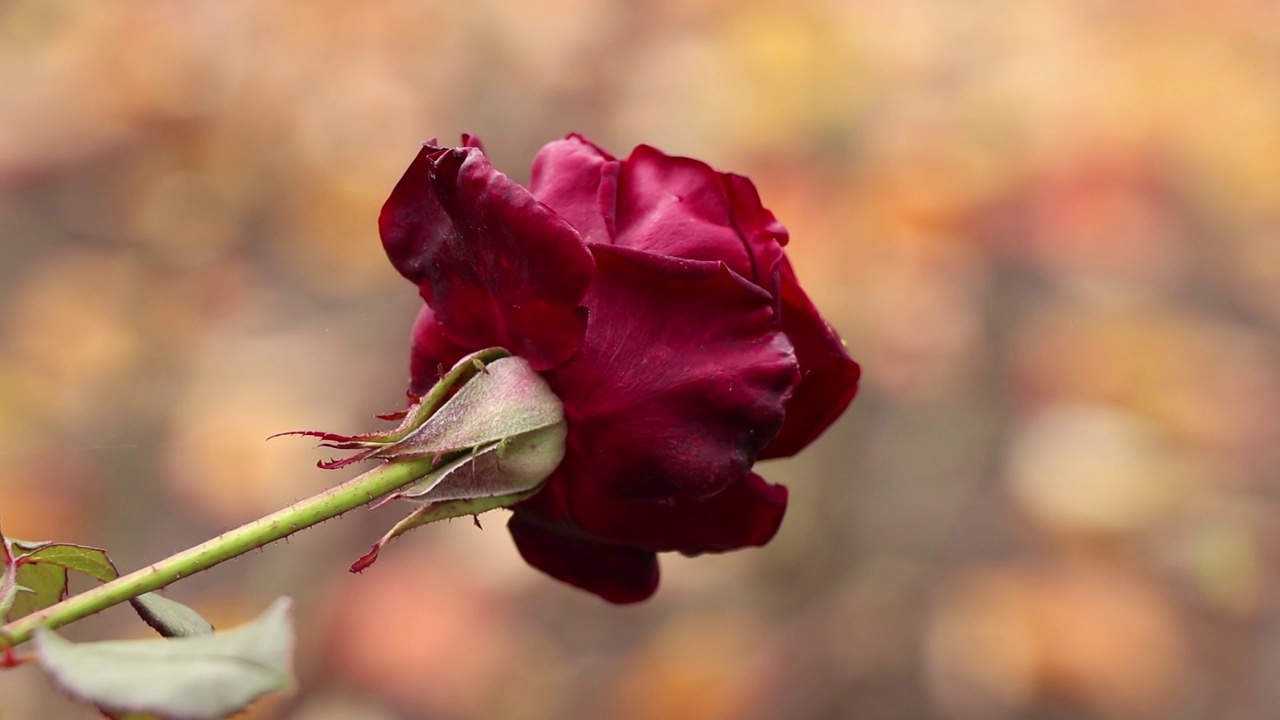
<box><xmin>34</xmin><ymin>598</ymin><xmax>295</xmax><ymax>720</ymax></box>
<box><xmin>14</xmin><ymin>542</ymin><xmax>119</xmax><ymax>583</ymax></box>
<box><xmin>1</xmin><ymin>541</ymin><xmax>120</xmax><ymax>621</ymax></box>
<box><xmin>129</xmin><ymin>593</ymin><xmax>215</xmax><ymax>638</ymax></box>
<box><xmin>8</xmin><ymin>562</ymin><xmax>67</xmax><ymax>621</ymax></box>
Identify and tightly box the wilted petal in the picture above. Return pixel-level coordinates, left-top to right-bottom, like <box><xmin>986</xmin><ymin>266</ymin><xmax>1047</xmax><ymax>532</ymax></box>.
<box><xmin>507</xmin><ymin>513</ymin><xmax>659</xmax><ymax>604</ymax></box>
<box><xmin>380</xmin><ymin>141</ymin><xmax>594</xmax><ymax>371</ymax></box>
<box><xmin>760</xmin><ymin>257</ymin><xmax>861</xmax><ymax>458</ymax></box>
<box><xmin>545</xmin><ymin>244</ymin><xmax>798</xmax><ymax>500</ymax></box>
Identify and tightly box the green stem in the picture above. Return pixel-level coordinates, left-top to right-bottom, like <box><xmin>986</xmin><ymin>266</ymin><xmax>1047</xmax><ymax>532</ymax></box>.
<box><xmin>0</xmin><ymin>457</ymin><xmax>437</xmax><ymax>649</ymax></box>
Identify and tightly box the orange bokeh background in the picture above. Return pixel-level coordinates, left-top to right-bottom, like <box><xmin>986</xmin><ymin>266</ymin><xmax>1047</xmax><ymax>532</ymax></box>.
<box><xmin>3</xmin><ymin>1</ymin><xmax>1280</xmax><ymax>718</ymax></box>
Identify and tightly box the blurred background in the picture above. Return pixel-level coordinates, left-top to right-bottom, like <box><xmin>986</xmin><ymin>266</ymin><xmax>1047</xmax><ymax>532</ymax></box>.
<box><xmin>1</xmin><ymin>1</ymin><xmax>1279</xmax><ymax>718</ymax></box>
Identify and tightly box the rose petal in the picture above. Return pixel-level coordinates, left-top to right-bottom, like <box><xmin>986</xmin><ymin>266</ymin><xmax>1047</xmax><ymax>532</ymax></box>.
<box><xmin>612</xmin><ymin>145</ymin><xmax>763</xmax><ymax>283</ymax></box>
<box><xmin>544</xmin><ymin>244</ymin><xmax>798</xmax><ymax>500</ymax></box>
<box><xmin>380</xmin><ymin>141</ymin><xmax>594</xmax><ymax>371</ymax></box>
<box><xmin>380</xmin><ymin>145</ymin><xmax>449</xmax><ymax>287</ymax></box>
<box><xmin>529</xmin><ymin>134</ymin><xmax>619</xmax><ymax>245</ymax></box>
<box><xmin>407</xmin><ymin>304</ymin><xmax>471</xmax><ymax>394</ymax></box>
<box><xmin>721</xmin><ymin>172</ymin><xmax>788</xmax><ymax>288</ymax></box>
<box><xmin>760</xmin><ymin>257</ymin><xmax>861</xmax><ymax>458</ymax></box>
<box><xmin>521</xmin><ymin>469</ymin><xmax>787</xmax><ymax>555</ymax></box>
<box><xmin>507</xmin><ymin>513</ymin><xmax>659</xmax><ymax>604</ymax></box>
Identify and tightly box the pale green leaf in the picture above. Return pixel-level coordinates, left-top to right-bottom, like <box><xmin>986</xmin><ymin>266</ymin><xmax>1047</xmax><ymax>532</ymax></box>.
<box><xmin>34</xmin><ymin>598</ymin><xmax>295</xmax><ymax>720</ymax></box>
<box><xmin>129</xmin><ymin>592</ymin><xmax>215</xmax><ymax>638</ymax></box>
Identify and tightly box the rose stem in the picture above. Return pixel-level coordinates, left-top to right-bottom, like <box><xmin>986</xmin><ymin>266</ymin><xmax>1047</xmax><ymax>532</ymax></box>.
<box><xmin>0</xmin><ymin>456</ymin><xmax>457</xmax><ymax>648</ymax></box>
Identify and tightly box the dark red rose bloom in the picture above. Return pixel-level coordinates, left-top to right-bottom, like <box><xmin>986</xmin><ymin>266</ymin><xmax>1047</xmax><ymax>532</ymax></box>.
<box><xmin>380</xmin><ymin>134</ymin><xmax>860</xmax><ymax>602</ymax></box>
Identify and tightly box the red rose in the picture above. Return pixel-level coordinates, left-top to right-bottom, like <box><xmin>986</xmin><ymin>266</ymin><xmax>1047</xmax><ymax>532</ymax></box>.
<box><xmin>380</xmin><ymin>134</ymin><xmax>859</xmax><ymax>603</ymax></box>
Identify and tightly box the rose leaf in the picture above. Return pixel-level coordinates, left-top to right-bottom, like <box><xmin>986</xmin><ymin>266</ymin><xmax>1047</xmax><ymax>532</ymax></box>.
<box><xmin>33</xmin><ymin>597</ymin><xmax>295</xmax><ymax>720</ymax></box>
<box><xmin>129</xmin><ymin>592</ymin><xmax>215</xmax><ymax>638</ymax></box>
<box><xmin>7</xmin><ymin>562</ymin><xmax>68</xmax><ymax>621</ymax></box>
<box><xmin>13</xmin><ymin>541</ymin><xmax>119</xmax><ymax>583</ymax></box>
